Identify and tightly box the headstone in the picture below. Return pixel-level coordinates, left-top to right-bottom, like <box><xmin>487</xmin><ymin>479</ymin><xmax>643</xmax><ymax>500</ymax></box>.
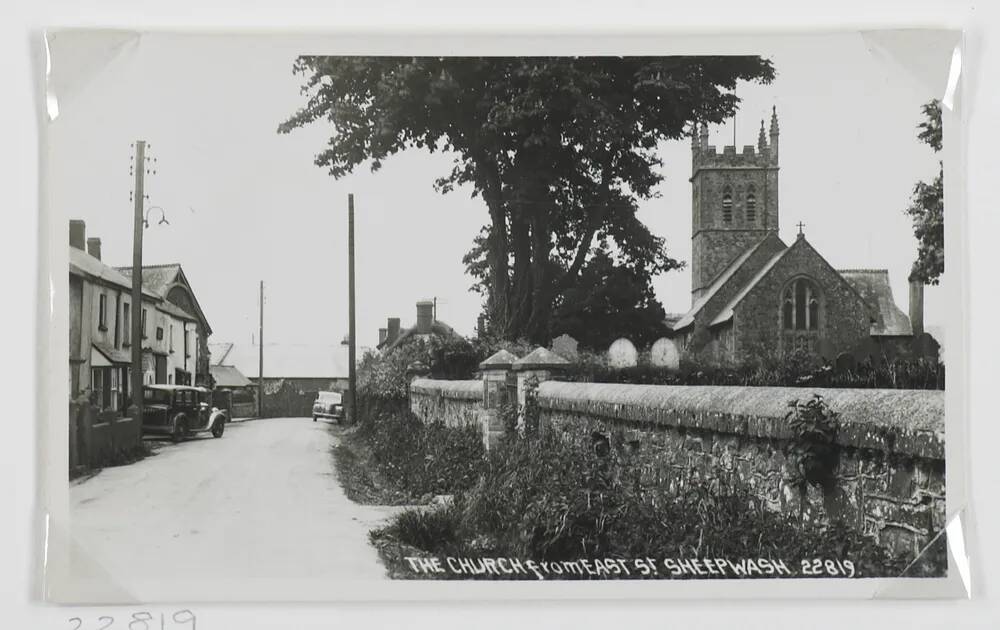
<box><xmin>649</xmin><ymin>337</ymin><xmax>680</xmax><ymax>370</ymax></box>
<box><xmin>550</xmin><ymin>334</ymin><xmax>580</xmax><ymax>361</ymax></box>
<box><xmin>608</xmin><ymin>338</ymin><xmax>638</xmax><ymax>369</ymax></box>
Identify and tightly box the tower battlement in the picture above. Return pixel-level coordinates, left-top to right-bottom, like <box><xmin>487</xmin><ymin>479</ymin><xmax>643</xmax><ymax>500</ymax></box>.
<box><xmin>689</xmin><ymin>106</ymin><xmax>781</xmax><ymax>302</ymax></box>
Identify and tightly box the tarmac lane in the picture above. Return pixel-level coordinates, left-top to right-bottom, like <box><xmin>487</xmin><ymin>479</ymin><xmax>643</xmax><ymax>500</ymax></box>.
<box><xmin>65</xmin><ymin>417</ymin><xmax>405</xmax><ymax>602</ymax></box>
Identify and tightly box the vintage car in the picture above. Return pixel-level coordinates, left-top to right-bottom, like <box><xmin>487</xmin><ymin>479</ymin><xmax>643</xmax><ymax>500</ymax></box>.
<box><xmin>141</xmin><ymin>385</ymin><xmax>229</xmax><ymax>442</ymax></box>
<box><xmin>312</xmin><ymin>391</ymin><xmax>343</xmax><ymax>422</ymax></box>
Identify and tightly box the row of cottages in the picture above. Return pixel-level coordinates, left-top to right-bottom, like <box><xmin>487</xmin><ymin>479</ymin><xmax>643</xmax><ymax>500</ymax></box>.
<box><xmin>69</xmin><ymin>219</ymin><xmax>213</xmax><ymax>414</ymax></box>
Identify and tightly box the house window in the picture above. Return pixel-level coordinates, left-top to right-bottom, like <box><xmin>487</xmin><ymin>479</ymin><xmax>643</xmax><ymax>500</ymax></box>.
<box><xmin>782</xmin><ymin>278</ymin><xmax>820</xmax><ymax>331</ymax></box>
<box><xmin>141</xmin><ymin>308</ymin><xmax>148</xmax><ymax>339</ymax></box>
<box><xmin>184</xmin><ymin>330</ymin><xmax>190</xmax><ymax>358</ymax></box>
<box><xmin>98</xmin><ymin>294</ymin><xmax>108</xmax><ymax>331</ymax></box>
<box><xmin>122</xmin><ymin>303</ymin><xmax>131</xmax><ymax>345</ymax></box>
<box><xmin>721</xmin><ymin>186</ymin><xmax>733</xmax><ymax>223</ymax></box>
<box><xmin>156</xmin><ymin>327</ymin><xmax>164</xmax><ymax>341</ymax></box>
<box><xmin>169</xmin><ymin>325</ymin><xmax>174</xmax><ymax>352</ymax></box>
<box><xmin>746</xmin><ymin>186</ymin><xmax>757</xmax><ymax>222</ymax></box>
<box><xmin>114</xmin><ymin>294</ymin><xmax>121</xmax><ymax>346</ymax></box>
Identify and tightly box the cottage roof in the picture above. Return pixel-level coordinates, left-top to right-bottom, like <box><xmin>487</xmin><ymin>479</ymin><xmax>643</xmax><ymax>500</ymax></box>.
<box><xmin>69</xmin><ymin>247</ymin><xmax>159</xmax><ymax>299</ymax></box>
<box><xmin>382</xmin><ymin>319</ymin><xmax>459</xmax><ymax>354</ymax></box>
<box><xmin>209</xmin><ymin>364</ymin><xmax>254</xmax><ymax>388</ymax></box>
<box><xmin>117</xmin><ymin>263</ymin><xmax>212</xmax><ymax>335</ymax></box>
<box><xmin>839</xmin><ymin>269</ymin><xmax>913</xmax><ymax>336</ymax></box>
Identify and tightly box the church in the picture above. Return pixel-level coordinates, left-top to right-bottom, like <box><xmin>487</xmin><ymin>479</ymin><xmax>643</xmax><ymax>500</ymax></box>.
<box><xmin>669</xmin><ymin>108</ymin><xmax>926</xmax><ymax>365</ymax></box>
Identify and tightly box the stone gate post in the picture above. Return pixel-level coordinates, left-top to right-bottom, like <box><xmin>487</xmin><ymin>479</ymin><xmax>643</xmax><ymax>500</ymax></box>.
<box><xmin>477</xmin><ymin>349</ymin><xmax>519</xmax><ymax>449</ymax></box>
<box><xmin>511</xmin><ymin>347</ymin><xmax>570</xmax><ymax>434</ymax></box>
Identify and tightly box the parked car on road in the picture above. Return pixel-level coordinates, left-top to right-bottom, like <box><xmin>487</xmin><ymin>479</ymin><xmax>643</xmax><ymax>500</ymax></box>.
<box><xmin>141</xmin><ymin>385</ymin><xmax>229</xmax><ymax>442</ymax></box>
<box><xmin>312</xmin><ymin>391</ymin><xmax>343</xmax><ymax>422</ymax></box>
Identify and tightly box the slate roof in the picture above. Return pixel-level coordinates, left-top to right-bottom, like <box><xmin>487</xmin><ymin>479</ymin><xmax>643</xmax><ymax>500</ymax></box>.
<box><xmin>117</xmin><ymin>263</ymin><xmax>211</xmax><ymax>334</ymax></box>
<box><xmin>116</xmin><ymin>263</ymin><xmax>180</xmax><ymax>297</ymax></box>
<box><xmin>92</xmin><ymin>340</ymin><xmax>132</xmax><ymax>364</ymax></box>
<box><xmin>709</xmin><ymin>248</ymin><xmax>791</xmax><ymax>327</ymax></box>
<box><xmin>209</xmin><ymin>364</ymin><xmax>253</xmax><ymax>388</ymax></box>
<box><xmin>672</xmin><ymin>233</ymin><xmax>783</xmax><ymax>331</ymax></box>
<box><xmin>69</xmin><ymin>247</ymin><xmax>159</xmax><ymax>299</ymax></box>
<box><xmin>839</xmin><ymin>270</ymin><xmax>913</xmax><ymax>336</ymax></box>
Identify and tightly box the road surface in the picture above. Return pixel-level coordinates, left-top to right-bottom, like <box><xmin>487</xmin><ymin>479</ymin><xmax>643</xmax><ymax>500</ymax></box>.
<box><xmin>65</xmin><ymin>417</ymin><xmax>406</xmax><ymax>602</ymax></box>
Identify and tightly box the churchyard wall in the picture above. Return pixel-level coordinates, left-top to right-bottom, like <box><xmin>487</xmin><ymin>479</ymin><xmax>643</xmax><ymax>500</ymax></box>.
<box><xmin>408</xmin><ymin>369</ymin><xmax>946</xmax><ymax>561</ymax></box>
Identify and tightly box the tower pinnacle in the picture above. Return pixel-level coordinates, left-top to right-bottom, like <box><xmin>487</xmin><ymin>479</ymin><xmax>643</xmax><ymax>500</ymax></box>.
<box><xmin>758</xmin><ymin>119</ymin><xmax>767</xmax><ymax>151</ymax></box>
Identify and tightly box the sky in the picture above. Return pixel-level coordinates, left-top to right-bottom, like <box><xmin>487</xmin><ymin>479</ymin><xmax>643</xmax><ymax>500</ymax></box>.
<box><xmin>46</xmin><ymin>31</ymin><xmax>953</xmax><ymax>352</ymax></box>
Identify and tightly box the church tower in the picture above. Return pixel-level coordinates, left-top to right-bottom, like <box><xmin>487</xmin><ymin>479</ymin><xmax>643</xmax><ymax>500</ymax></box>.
<box><xmin>690</xmin><ymin>107</ymin><xmax>780</xmax><ymax>303</ymax></box>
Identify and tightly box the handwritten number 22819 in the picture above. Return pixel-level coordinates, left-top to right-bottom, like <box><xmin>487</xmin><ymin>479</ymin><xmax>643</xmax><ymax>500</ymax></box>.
<box><xmin>67</xmin><ymin>610</ymin><xmax>195</xmax><ymax>630</ymax></box>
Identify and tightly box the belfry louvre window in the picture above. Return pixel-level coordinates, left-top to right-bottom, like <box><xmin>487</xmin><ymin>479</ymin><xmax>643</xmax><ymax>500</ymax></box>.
<box><xmin>746</xmin><ymin>186</ymin><xmax>757</xmax><ymax>222</ymax></box>
<box><xmin>721</xmin><ymin>186</ymin><xmax>733</xmax><ymax>223</ymax></box>
<box><xmin>782</xmin><ymin>278</ymin><xmax>820</xmax><ymax>330</ymax></box>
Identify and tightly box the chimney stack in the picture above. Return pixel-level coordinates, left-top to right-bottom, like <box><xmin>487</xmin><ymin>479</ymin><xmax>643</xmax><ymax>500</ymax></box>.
<box><xmin>87</xmin><ymin>237</ymin><xmax>102</xmax><ymax>261</ymax></box>
<box><xmin>70</xmin><ymin>220</ymin><xmax>86</xmax><ymax>250</ymax></box>
<box><xmin>416</xmin><ymin>300</ymin><xmax>434</xmax><ymax>334</ymax></box>
<box><xmin>909</xmin><ymin>280</ymin><xmax>925</xmax><ymax>336</ymax></box>
<box><xmin>378</xmin><ymin>328</ymin><xmax>388</xmax><ymax>346</ymax></box>
<box><xmin>387</xmin><ymin>317</ymin><xmax>401</xmax><ymax>345</ymax></box>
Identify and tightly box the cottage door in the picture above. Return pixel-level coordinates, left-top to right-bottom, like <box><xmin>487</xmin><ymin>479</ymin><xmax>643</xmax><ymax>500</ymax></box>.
<box><xmin>155</xmin><ymin>355</ymin><xmax>167</xmax><ymax>384</ymax></box>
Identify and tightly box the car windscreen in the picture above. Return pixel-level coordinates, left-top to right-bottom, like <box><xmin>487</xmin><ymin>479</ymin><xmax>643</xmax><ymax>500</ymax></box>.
<box><xmin>144</xmin><ymin>389</ymin><xmax>171</xmax><ymax>404</ymax></box>
<box><xmin>317</xmin><ymin>393</ymin><xmax>342</xmax><ymax>404</ymax></box>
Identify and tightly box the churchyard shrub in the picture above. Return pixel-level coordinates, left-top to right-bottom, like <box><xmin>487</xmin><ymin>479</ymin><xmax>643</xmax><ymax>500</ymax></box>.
<box><xmin>354</xmin><ymin>391</ymin><xmax>485</xmax><ymax>498</ymax></box>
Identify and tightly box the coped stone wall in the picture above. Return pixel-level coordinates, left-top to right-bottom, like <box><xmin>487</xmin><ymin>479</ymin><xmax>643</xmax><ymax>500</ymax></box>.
<box><xmin>410</xmin><ymin>379</ymin><xmax>483</xmax><ymax>429</ymax></box>
<box><xmin>536</xmin><ymin>382</ymin><xmax>945</xmax><ymax>561</ymax></box>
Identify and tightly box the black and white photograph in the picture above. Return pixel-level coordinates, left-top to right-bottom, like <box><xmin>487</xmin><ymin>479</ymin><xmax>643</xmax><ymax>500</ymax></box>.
<box><xmin>38</xmin><ymin>29</ymin><xmax>966</xmax><ymax>603</ymax></box>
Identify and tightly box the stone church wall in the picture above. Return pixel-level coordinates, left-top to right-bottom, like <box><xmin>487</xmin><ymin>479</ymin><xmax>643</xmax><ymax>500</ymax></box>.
<box><xmin>535</xmin><ymin>381</ymin><xmax>945</xmax><ymax>563</ymax></box>
<box><xmin>408</xmin><ymin>376</ymin><xmax>946</xmax><ymax>564</ymax></box>
<box><xmin>733</xmin><ymin>238</ymin><xmax>870</xmax><ymax>363</ymax></box>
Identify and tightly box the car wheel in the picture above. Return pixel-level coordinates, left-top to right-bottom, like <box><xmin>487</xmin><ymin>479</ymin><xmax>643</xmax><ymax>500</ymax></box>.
<box><xmin>172</xmin><ymin>417</ymin><xmax>188</xmax><ymax>443</ymax></box>
<box><xmin>211</xmin><ymin>419</ymin><xmax>225</xmax><ymax>438</ymax></box>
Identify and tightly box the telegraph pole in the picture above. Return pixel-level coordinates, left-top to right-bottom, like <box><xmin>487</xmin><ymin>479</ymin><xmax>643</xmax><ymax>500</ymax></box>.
<box><xmin>258</xmin><ymin>280</ymin><xmax>264</xmax><ymax>418</ymax></box>
<box><xmin>130</xmin><ymin>140</ymin><xmax>146</xmax><ymax>422</ymax></box>
<box><xmin>347</xmin><ymin>193</ymin><xmax>357</xmax><ymax>424</ymax></box>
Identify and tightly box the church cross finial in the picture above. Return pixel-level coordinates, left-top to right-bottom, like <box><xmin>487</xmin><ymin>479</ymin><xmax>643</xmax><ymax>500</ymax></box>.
<box><xmin>796</xmin><ymin>221</ymin><xmax>805</xmax><ymax>235</ymax></box>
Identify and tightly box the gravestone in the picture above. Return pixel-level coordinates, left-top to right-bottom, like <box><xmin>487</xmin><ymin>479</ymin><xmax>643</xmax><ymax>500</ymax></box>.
<box><xmin>550</xmin><ymin>334</ymin><xmax>580</xmax><ymax>361</ymax></box>
<box><xmin>608</xmin><ymin>338</ymin><xmax>638</xmax><ymax>368</ymax></box>
<box><xmin>649</xmin><ymin>337</ymin><xmax>680</xmax><ymax>370</ymax></box>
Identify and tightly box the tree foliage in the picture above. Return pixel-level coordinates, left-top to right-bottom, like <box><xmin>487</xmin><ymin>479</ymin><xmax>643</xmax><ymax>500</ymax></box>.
<box><xmin>280</xmin><ymin>56</ymin><xmax>775</xmax><ymax>341</ymax></box>
<box><xmin>906</xmin><ymin>100</ymin><xmax>944</xmax><ymax>285</ymax></box>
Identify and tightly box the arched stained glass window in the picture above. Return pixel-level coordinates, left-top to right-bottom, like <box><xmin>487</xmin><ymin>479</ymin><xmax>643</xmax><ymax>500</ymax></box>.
<box><xmin>782</xmin><ymin>278</ymin><xmax>820</xmax><ymax>330</ymax></box>
<box><xmin>746</xmin><ymin>185</ymin><xmax>757</xmax><ymax>222</ymax></box>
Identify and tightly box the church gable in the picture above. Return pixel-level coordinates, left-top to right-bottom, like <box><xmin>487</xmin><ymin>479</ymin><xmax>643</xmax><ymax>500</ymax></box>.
<box><xmin>725</xmin><ymin>236</ymin><xmax>871</xmax><ymax>359</ymax></box>
<box><xmin>674</xmin><ymin>231</ymin><xmax>787</xmax><ymax>333</ymax></box>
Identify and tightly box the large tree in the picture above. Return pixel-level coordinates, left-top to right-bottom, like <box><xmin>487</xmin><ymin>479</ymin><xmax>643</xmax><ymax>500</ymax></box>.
<box><xmin>280</xmin><ymin>56</ymin><xmax>775</xmax><ymax>342</ymax></box>
<box><xmin>906</xmin><ymin>100</ymin><xmax>944</xmax><ymax>285</ymax></box>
